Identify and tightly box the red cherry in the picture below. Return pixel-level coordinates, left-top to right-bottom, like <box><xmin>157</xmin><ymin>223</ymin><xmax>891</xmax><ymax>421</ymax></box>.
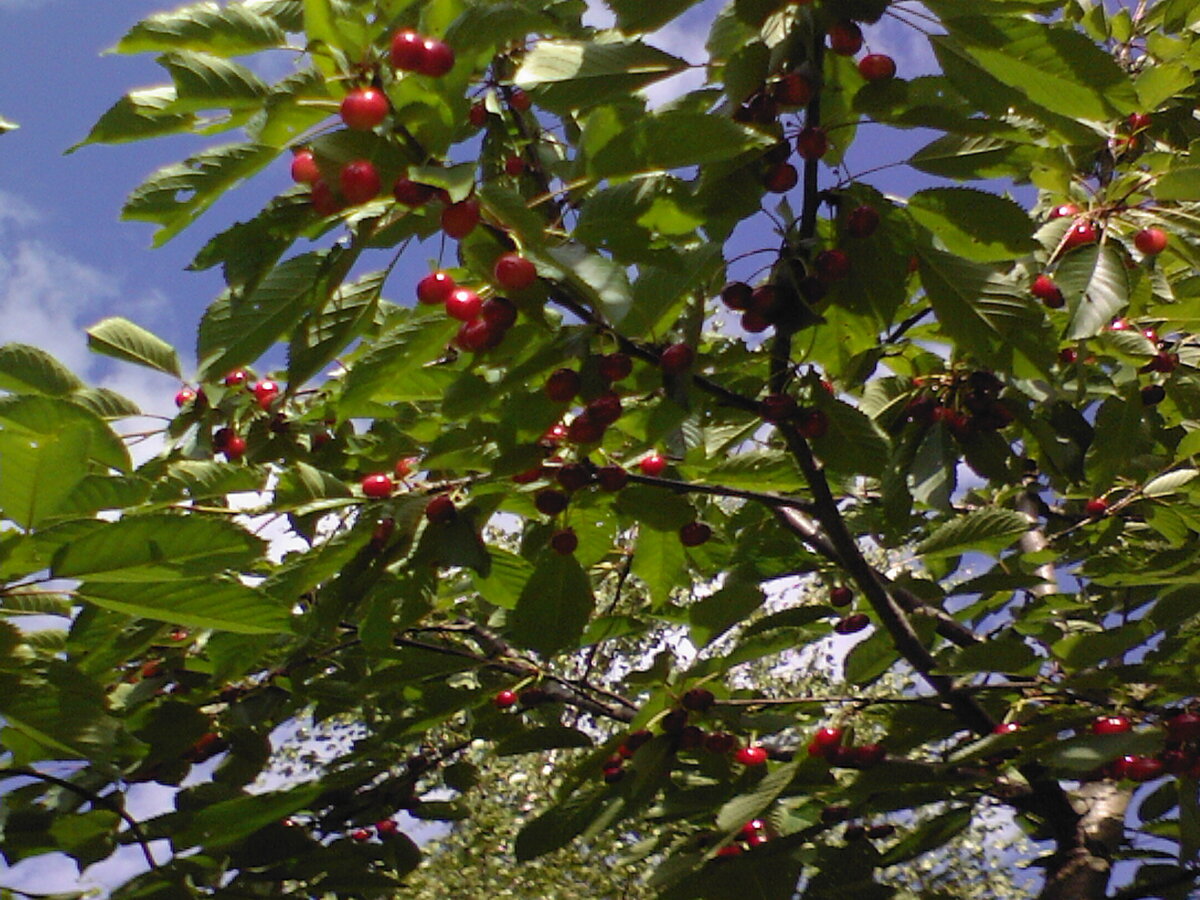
<box><xmin>846</xmin><ymin>205</ymin><xmax>880</xmax><ymax>239</ymax></box>
<box><xmin>1031</xmin><ymin>274</ymin><xmax>1064</xmax><ymax>308</ymax></box>
<box><xmin>541</xmin><ymin>422</ymin><xmax>568</xmax><ymax>446</ymax></box>
<box><xmin>545</xmin><ymin>368</ymin><xmax>581</xmax><ymax>403</ymax></box>
<box><xmin>815</xmin><ymin>249</ymin><xmax>851</xmax><ymax>281</ymax></box>
<box><xmin>760</xmin><ymin>393</ymin><xmax>797</xmax><ymax>422</ymax></box>
<box><xmin>639</xmin><ymin>454</ymin><xmax>668</xmax><ymax>477</ymax></box>
<box><xmin>494</xmin><ymin>253</ymin><xmax>538</xmax><ymax>290</ymax></box>
<box><xmin>1107</xmin><ymin>317</ymin><xmax>1131</xmax><ymax>332</ymax></box>
<box><xmin>682</xmin><ymin>688</ymin><xmax>715</xmax><ymax>711</ymax></box>
<box><xmin>445</xmin><ymin>287</ymin><xmax>483</xmax><ymax>321</ymax></box>
<box><xmin>361</xmin><ymin>473</ymin><xmax>394</xmax><ymax>499</ymax></box>
<box><xmin>550</xmin><ymin>528</ymin><xmax>578</xmax><ymax>555</ymax></box>
<box><xmin>468</xmin><ymin>102</ymin><xmax>488</xmax><ymax>128</ymax></box>
<box><xmin>660</xmin><ymin>343</ymin><xmax>694</xmax><ymax>375</ymax></box>
<box><xmin>735</xmin><ymin>745</ymin><xmax>769</xmax><ymax>766</ymax></box>
<box><xmin>417</xmin><ymin>271</ymin><xmax>456</xmax><ymax>305</ymax></box>
<box><xmin>1128</xmin><ymin>112</ymin><xmax>1152</xmax><ymax>132</ymax></box>
<box><xmin>481</xmin><ymin>296</ymin><xmax>518</xmax><ymax>331</ymax></box>
<box><xmin>567</xmin><ymin>411</ymin><xmax>606</xmax><ymax>443</ymax></box>
<box><xmin>828</xmin><ymin>21</ymin><xmax>864</xmax><ymax>55</ymax></box>
<box><xmin>703</xmin><ymin>732</ymin><xmax>738</xmax><ymax>754</ymax></box>
<box><xmin>1091</xmin><ymin>714</ymin><xmax>1131</xmax><ymax>735</ymax></box>
<box><xmin>1134</xmin><ymin>227</ymin><xmax>1168</xmax><ymax>255</ymax></box>
<box><xmin>418</xmin><ymin>39</ymin><xmax>455</xmax><ymax>77</ymax></box>
<box><xmin>340</xmin><ymin>87</ymin><xmax>389</xmax><ymax>131</ymax></box>
<box><xmin>375</xmin><ymin>819</ymin><xmax>399</xmax><ymax>837</ymax></box>
<box><xmin>339</xmin><ymin>159</ymin><xmax>380</xmax><ymax>205</ymax></box>
<box><xmin>808</xmin><ymin>727</ymin><xmax>843</xmax><ymax>758</ymax></box>
<box><xmin>716</xmin><ymin>844</ymin><xmax>743</xmax><ymax>858</ymax></box>
<box><xmin>588</xmin><ymin>392</ymin><xmax>622</xmax><ymax>426</ymax></box>
<box><xmin>222</xmin><ymin>434</ymin><xmax>247</xmax><ymax>460</ymax></box>
<box><xmin>1167</xmin><ymin>712</ymin><xmax>1200</xmax><ymax>742</ymax></box>
<box><xmin>310</xmin><ymin>180</ymin><xmax>342</xmax><ymax>216</ymax></box>
<box><xmin>351</xmin><ymin>828</ymin><xmax>372</xmax><ymax>842</ymax></box>
<box><xmin>773</xmin><ymin>72</ymin><xmax>812</xmax><ymax>106</ymax></box>
<box><xmin>797</xmin><ymin>408</ymin><xmax>829</xmax><ymax>439</ymax></box>
<box><xmin>454</xmin><ymin>318</ymin><xmax>497</xmax><ymax>352</ymax></box>
<box><xmin>1050</xmin><ymin>203</ymin><xmax>1080</xmax><ymax>219</ymax></box>
<box><xmin>290</xmin><ymin>148</ymin><xmax>320</xmax><ymax>184</ymax></box>
<box><xmin>224</xmin><ymin>369</ymin><xmax>249</xmax><ymax>387</ymax></box>
<box><xmin>764</xmin><ymin>162</ymin><xmax>798</xmax><ymax>193</ymax></box>
<box><xmin>174</xmin><ymin>388</ymin><xmax>197</xmax><ymax>408</ymax></box>
<box><xmin>1125</xmin><ymin>755</ymin><xmax>1165</xmax><ymax>782</ymax></box>
<box><xmin>1063</xmin><ymin>219</ymin><xmax>1098</xmax><ymax>251</ymax></box>
<box><xmin>852</xmin><ymin>744</ymin><xmax>886</xmax><ymax>767</ymax></box>
<box><xmin>1084</xmin><ymin>497</ymin><xmax>1109</xmax><ymax>518</ymax></box>
<box><xmin>596</xmin><ymin>465</ymin><xmax>628</xmax><ymax>491</ymax></box>
<box><xmin>1059</xmin><ymin>347</ymin><xmax>1078</xmax><ymax>365</ymax></box>
<box><xmin>509</xmin><ymin>89</ymin><xmax>532</xmax><ymax>111</ymax></box>
<box><xmin>993</xmin><ymin>722</ymin><xmax>1020</xmax><ymax>735</ymax></box>
<box><xmin>441</xmin><ymin>199</ymin><xmax>481</xmax><ymax>239</ymax></box>
<box><xmin>504</xmin><ymin>155</ymin><xmax>526</xmax><ymax>176</ymax></box>
<box><xmin>534</xmin><ymin>489</ymin><xmax>569</xmax><ymax>516</ymax></box>
<box><xmin>830</xmin><ymin>586</ymin><xmax>853</xmax><ymax>607</ymax></box>
<box><xmin>556</xmin><ymin>463</ymin><xmax>592</xmax><ymax>492</ymax></box>
<box><xmin>390</xmin><ymin>29</ymin><xmax>425</xmax><ymax>71</ymax></box>
<box><xmin>748</xmin><ymin>284</ymin><xmax>778</xmax><ymax>318</ymax></box>
<box><xmin>393</xmin><ymin>177</ymin><xmax>436</xmax><ymax>206</ymax></box>
<box><xmin>858</xmin><ymin>53</ymin><xmax>896</xmax><ymax>82</ymax></box>
<box><xmin>494</xmin><ymin>689</ymin><xmax>518</xmax><ymax>709</ymax></box>
<box><xmin>370</xmin><ymin>517</ymin><xmax>395</xmax><ymax>548</ymax></box>
<box><xmin>394</xmin><ymin>458</ymin><xmax>414</xmax><ymax>479</ymax></box>
<box><xmin>740</xmin><ymin>819</ymin><xmax>766</xmax><ymax>839</ymax></box>
<box><xmin>679</xmin><ymin>522</ymin><xmax>712</xmax><ymax>547</ymax></box>
<box><xmin>425</xmin><ymin>495</ymin><xmax>456</xmax><ymax>524</ymax></box>
<box><xmin>721</xmin><ymin>282</ymin><xmax>752</xmax><ymax>310</ymax></box>
<box><xmin>741</xmin><ymin>310</ymin><xmax>770</xmax><ymax>333</ymax></box>
<box><xmin>796</xmin><ymin>126</ymin><xmax>829</xmax><ymax>161</ymax></box>
<box><xmin>1141</xmin><ymin>383</ymin><xmax>1166</xmax><ymax>406</ymax></box>
<box><xmin>835</xmin><ymin>613</ymin><xmax>870</xmax><ymax>634</ymax></box>
<box><xmin>598</xmin><ymin>352</ymin><xmax>633</xmax><ymax>382</ymax></box>
<box><xmin>252</xmin><ymin>380</ymin><xmax>280</xmax><ymax>409</ymax></box>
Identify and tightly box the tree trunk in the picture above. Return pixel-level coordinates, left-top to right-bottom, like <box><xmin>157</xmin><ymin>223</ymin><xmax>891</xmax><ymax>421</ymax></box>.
<box><xmin>1039</xmin><ymin>782</ymin><xmax>1130</xmax><ymax>900</ymax></box>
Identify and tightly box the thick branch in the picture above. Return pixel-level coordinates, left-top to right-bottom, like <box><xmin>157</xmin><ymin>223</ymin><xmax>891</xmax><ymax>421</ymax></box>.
<box><xmin>1038</xmin><ymin>782</ymin><xmax>1130</xmax><ymax>900</ymax></box>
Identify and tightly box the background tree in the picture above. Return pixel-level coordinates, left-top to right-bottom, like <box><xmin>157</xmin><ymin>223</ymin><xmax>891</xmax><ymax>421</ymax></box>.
<box><xmin>3</xmin><ymin>1</ymin><xmax>1200</xmax><ymax>899</ymax></box>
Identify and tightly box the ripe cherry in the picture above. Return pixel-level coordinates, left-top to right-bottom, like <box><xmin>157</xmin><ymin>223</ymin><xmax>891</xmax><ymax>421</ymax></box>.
<box><xmin>351</xmin><ymin>828</ymin><xmax>372</xmax><ymax>842</ymax></box>
<box><xmin>1050</xmin><ymin>203</ymin><xmax>1080</xmax><ymax>219</ymax></box>
<box><xmin>764</xmin><ymin>162</ymin><xmax>798</xmax><ymax>193</ymax></box>
<box><xmin>556</xmin><ymin>463</ymin><xmax>592</xmax><ymax>492</ymax></box>
<box><xmin>830</xmin><ymin>586</ymin><xmax>853</xmax><ymax>607</ymax></box>
<box><xmin>417</xmin><ymin>271</ymin><xmax>456</xmax><ymax>305</ymax></box>
<box><xmin>1031</xmin><ymin>274</ymin><xmax>1064</xmax><ymax>308</ymax></box>
<box><xmin>679</xmin><ymin>522</ymin><xmax>713</xmax><ymax>547</ymax></box>
<box><xmin>1168</xmin><ymin>712</ymin><xmax>1200</xmax><ymax>742</ymax></box>
<box><xmin>835</xmin><ymin>613</ymin><xmax>870</xmax><ymax>634</ymax></box>
<box><xmin>509</xmin><ymin>89</ymin><xmax>532</xmax><ymax>112</ymax></box>
<box><xmin>339</xmin><ymin>160</ymin><xmax>380</xmax><ymax>205</ymax></box>
<box><xmin>445</xmin><ymin>287</ymin><xmax>482</xmax><ymax>322</ymax></box>
<box><xmin>534</xmin><ymin>489</ymin><xmax>569</xmax><ymax>516</ymax></box>
<box><xmin>1125</xmin><ymin>755</ymin><xmax>1165</xmax><ymax>782</ymax></box>
<box><xmin>481</xmin><ymin>297</ymin><xmax>517</xmax><ymax>330</ymax></box>
<box><xmin>441</xmin><ymin>198</ymin><xmax>480</xmax><ymax>239</ymax></box>
<box><xmin>721</xmin><ymin>282</ymin><xmax>752</xmax><ymax>310</ymax></box>
<box><xmin>735</xmin><ymin>745</ymin><xmax>769</xmax><ymax>766</ymax></box>
<box><xmin>846</xmin><ymin>205</ymin><xmax>880</xmax><ymax>239</ymax></box>
<box><xmin>1141</xmin><ymin>383</ymin><xmax>1166</xmax><ymax>406</ymax></box>
<box><xmin>504</xmin><ymin>155</ymin><xmax>525</xmax><ymax>176</ymax></box>
<box><xmin>567</xmin><ymin>412</ymin><xmax>605</xmax><ymax>443</ymax></box>
<box><xmin>494</xmin><ymin>253</ymin><xmax>538</xmax><ymax>290</ymax></box>
<box><xmin>224</xmin><ymin>369</ymin><xmax>249</xmax><ymax>387</ymax></box>
<box><xmin>222</xmin><ymin>434</ymin><xmax>247</xmax><ymax>460</ymax></box>
<box><xmin>853</xmin><ymin>744</ymin><xmax>886</xmax><ymax>767</ymax></box>
<box><xmin>393</xmin><ymin>177</ymin><xmax>436</xmax><ymax>206</ymax></box>
<box><xmin>773</xmin><ymin>72</ymin><xmax>812</xmax><ymax>106</ymax></box>
<box><xmin>596</xmin><ymin>465</ymin><xmax>629</xmax><ymax>491</ymax></box>
<box><xmin>716</xmin><ymin>844</ymin><xmax>743</xmax><ymax>859</ymax></box>
<box><xmin>174</xmin><ymin>388</ymin><xmax>197</xmax><ymax>408</ymax></box>
<box><xmin>550</xmin><ymin>528</ymin><xmax>578</xmax><ymax>555</ymax></box>
<box><xmin>290</xmin><ymin>148</ymin><xmax>320</xmax><ymax>183</ymax></box>
<box><xmin>1128</xmin><ymin>112</ymin><xmax>1152</xmax><ymax>132</ymax></box>
<box><xmin>639</xmin><ymin>454</ymin><xmax>668</xmax><ymax>477</ymax></box>
<box><xmin>760</xmin><ymin>393</ymin><xmax>797</xmax><ymax>422</ymax></box>
<box><xmin>425</xmin><ymin>495</ymin><xmax>456</xmax><ymax>524</ymax></box>
<box><xmin>797</xmin><ymin>408</ymin><xmax>829</xmax><ymax>439</ymax></box>
<box><xmin>417</xmin><ymin>39</ymin><xmax>455</xmax><ymax>77</ymax></box>
<box><xmin>598</xmin><ymin>352</ymin><xmax>633</xmax><ymax>382</ymax></box>
<box><xmin>588</xmin><ymin>393</ymin><xmax>622</xmax><ymax>426</ymax></box>
<box><xmin>796</xmin><ymin>126</ymin><xmax>829</xmax><ymax>161</ymax></box>
<box><xmin>703</xmin><ymin>732</ymin><xmax>738</xmax><ymax>754</ymax></box>
<box><xmin>993</xmin><ymin>722</ymin><xmax>1021</xmax><ymax>735</ymax></box>
<box><xmin>741</xmin><ymin>311</ymin><xmax>770</xmax><ymax>333</ymax></box>
<box><xmin>252</xmin><ymin>380</ymin><xmax>280</xmax><ymax>409</ymax></box>
<box><xmin>468</xmin><ymin>102</ymin><xmax>488</xmax><ymax>128</ymax></box>
<box><xmin>808</xmin><ymin>727</ymin><xmax>843</xmax><ymax>758</ymax></box>
<box><xmin>1091</xmin><ymin>714</ymin><xmax>1132</xmax><ymax>735</ymax></box>
<box><xmin>376</xmin><ymin>819</ymin><xmax>399</xmax><ymax>837</ymax></box>
<box><xmin>390</xmin><ymin>29</ymin><xmax>425</xmax><ymax>71</ymax></box>
<box><xmin>682</xmin><ymin>688</ymin><xmax>715</xmax><ymax>712</ymax></box>
<box><xmin>1134</xmin><ymin>227</ymin><xmax>1168</xmax><ymax>255</ymax></box>
<box><xmin>828</xmin><ymin>21</ymin><xmax>863</xmax><ymax>55</ymax></box>
<box><xmin>815</xmin><ymin>249</ymin><xmax>851</xmax><ymax>281</ymax></box>
<box><xmin>310</xmin><ymin>180</ymin><xmax>341</xmax><ymax>216</ymax></box>
<box><xmin>660</xmin><ymin>342</ymin><xmax>694</xmax><ymax>374</ymax></box>
<box><xmin>858</xmin><ymin>54</ymin><xmax>896</xmax><ymax>82</ymax></box>
<box><xmin>340</xmin><ymin>87</ymin><xmax>389</xmax><ymax>131</ymax></box>
<box><xmin>361</xmin><ymin>473</ymin><xmax>394</xmax><ymax>499</ymax></box>
<box><xmin>1063</xmin><ymin>219</ymin><xmax>1098</xmax><ymax>251</ymax></box>
<box><xmin>545</xmin><ymin>368</ymin><xmax>581</xmax><ymax>403</ymax></box>
<box><xmin>455</xmin><ymin>318</ymin><xmax>496</xmax><ymax>352</ymax></box>
<box><xmin>1083</xmin><ymin>497</ymin><xmax>1109</xmax><ymax>518</ymax></box>
<box><xmin>494</xmin><ymin>689</ymin><xmax>518</xmax><ymax>709</ymax></box>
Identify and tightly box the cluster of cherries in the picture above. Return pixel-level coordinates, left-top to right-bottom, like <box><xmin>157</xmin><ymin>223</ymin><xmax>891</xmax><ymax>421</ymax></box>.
<box><xmin>349</xmin><ymin>818</ymin><xmax>403</xmax><ymax>842</ymax></box>
<box><xmin>714</xmin><ymin>818</ymin><xmax>775</xmax><ymax>858</ymax></box>
<box><xmin>416</xmin><ymin>251</ymin><xmax>534</xmax><ymax>353</ymax></box>
<box><xmin>901</xmin><ymin>369</ymin><xmax>1014</xmax><ymax>441</ymax></box>
<box><xmin>173</xmin><ymin>368</ymin><xmax>292</xmax><ymax>462</ymax></box>
<box><xmin>1088</xmin><ymin>712</ymin><xmax>1200</xmax><ymax>782</ymax></box>
<box><xmin>829</xmin><ymin>585</ymin><xmax>871</xmax><ymax>636</ymax></box>
<box><xmin>806</xmin><ymin>725</ymin><xmax>886</xmax><ymax>768</ymax></box>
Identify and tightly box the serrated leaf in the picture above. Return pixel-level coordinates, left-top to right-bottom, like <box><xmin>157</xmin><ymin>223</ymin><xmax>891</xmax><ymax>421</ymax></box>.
<box><xmin>78</xmin><ymin>577</ymin><xmax>288</xmax><ymax>634</ymax></box>
<box><xmin>0</xmin><ymin>345</ymin><xmax>85</xmax><ymax>396</ymax></box>
<box><xmin>715</xmin><ymin>759</ymin><xmax>799</xmax><ymax>833</ymax></box>
<box><xmin>1051</xmin><ymin>731</ymin><xmax>1161</xmax><ymax>771</ymax></box>
<box><xmin>510</xmin><ymin>553</ymin><xmax>595</xmax><ymax>655</ymax></box>
<box><xmin>695</xmin><ymin>451</ymin><xmax>801</xmax><ymax>492</ymax></box>
<box><xmin>515</xmin><ymin>790</ymin><xmax>608</xmax><ymax>861</ymax></box>
<box><xmin>288</xmin><ymin>268</ymin><xmax>384</xmax><ymax>387</ymax></box>
<box><xmin>1144</xmin><ymin>469</ymin><xmax>1199</xmax><ymax>498</ymax></box>
<box><xmin>811</xmin><ymin>396</ymin><xmax>891</xmax><ymax>477</ymax></box>
<box><xmin>908</xmin><ymin>188</ymin><xmax>1037</xmax><ymax>262</ymax></box>
<box><xmin>632</xmin><ymin>526</ymin><xmax>688</xmax><ymax>607</ymax></box>
<box><xmin>1059</xmin><ymin>244</ymin><xmax>1129</xmax><ymax>340</ymax></box>
<box><xmin>514</xmin><ymin>40</ymin><xmax>687</xmax><ymax>111</ymax></box>
<box><xmin>879</xmin><ymin>807</ymin><xmax>973</xmax><ymax>866</ymax></box>
<box><xmin>160</xmin><ymin>50</ymin><xmax>269</xmax><ymax>113</ymax></box>
<box><xmin>86</xmin><ymin>318</ymin><xmax>181</xmax><ymax>377</ymax></box>
<box><xmin>606</xmin><ymin>0</ymin><xmax>705</xmax><ymax>33</ymax></box>
<box><xmin>495</xmin><ymin>726</ymin><xmax>594</xmax><ymax>756</ymax></box>
<box><xmin>916</xmin><ymin>508</ymin><xmax>1030</xmax><ymax>559</ymax></box>
<box><xmin>114</xmin><ymin>2</ymin><xmax>286</xmax><ymax>56</ymax></box>
<box><xmin>0</xmin><ymin>429</ymin><xmax>90</xmax><ymax>529</ymax></box>
<box><xmin>69</xmin><ymin>87</ymin><xmax>197</xmax><ymax>151</ymax></box>
<box><xmin>548</xmin><ymin>244</ymin><xmax>634</xmax><ymax>326</ymax></box>
<box><xmin>1155</xmin><ymin>167</ymin><xmax>1200</xmax><ymax>203</ymax></box>
<box><xmin>590</xmin><ymin>110</ymin><xmax>774</xmax><ymax>179</ymax></box>
<box><xmin>0</xmin><ymin>395</ymin><xmax>129</xmax><ymax>472</ymax></box>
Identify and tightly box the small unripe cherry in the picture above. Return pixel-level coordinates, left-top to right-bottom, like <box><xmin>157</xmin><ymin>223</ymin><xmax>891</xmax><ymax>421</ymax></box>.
<box><xmin>679</xmin><ymin>522</ymin><xmax>712</xmax><ymax>547</ymax></box>
<box><xmin>545</xmin><ymin>368</ymin><xmax>581</xmax><ymax>403</ymax></box>
<box><xmin>550</xmin><ymin>527</ymin><xmax>578</xmax><ymax>555</ymax></box>
<box><xmin>638</xmin><ymin>453</ymin><xmax>668</xmax><ymax>477</ymax></box>
<box><xmin>660</xmin><ymin>342</ymin><xmax>694</xmax><ymax>374</ymax></box>
<box><xmin>858</xmin><ymin>53</ymin><xmax>896</xmax><ymax>82</ymax></box>
<box><xmin>846</xmin><ymin>205</ymin><xmax>880</xmax><ymax>239</ymax></box>
<box><xmin>598</xmin><ymin>352</ymin><xmax>633</xmax><ymax>382</ymax></box>
<box><xmin>339</xmin><ymin>159</ymin><xmax>381</xmax><ymax>205</ymax></box>
<box><xmin>425</xmin><ymin>494</ymin><xmax>456</xmax><ymax>524</ymax></box>
<box><xmin>390</xmin><ymin>29</ymin><xmax>425</xmax><ymax>71</ymax></box>
<box><xmin>417</xmin><ymin>271</ymin><xmax>456</xmax><ymax>305</ymax></box>
<box><xmin>445</xmin><ymin>287</ymin><xmax>482</xmax><ymax>322</ymax></box>
<box><xmin>494</xmin><ymin>689</ymin><xmax>518</xmax><ymax>709</ymax></box>
<box><xmin>1134</xmin><ymin>227</ymin><xmax>1168</xmax><ymax>256</ymax></box>
<box><xmin>417</xmin><ymin>39</ymin><xmax>455</xmax><ymax>77</ymax></box>
<box><xmin>361</xmin><ymin>473</ymin><xmax>394</xmax><ymax>499</ymax></box>
<box><xmin>828</xmin><ymin>21</ymin><xmax>863</xmax><ymax>55</ymax></box>
<box><xmin>494</xmin><ymin>253</ymin><xmax>538</xmax><ymax>290</ymax></box>
<box><xmin>735</xmin><ymin>745</ymin><xmax>769</xmax><ymax>766</ymax></box>
<box><xmin>290</xmin><ymin>148</ymin><xmax>320</xmax><ymax>183</ymax></box>
<box><xmin>796</xmin><ymin>126</ymin><xmax>829</xmax><ymax>161</ymax></box>
<box><xmin>441</xmin><ymin>198</ymin><xmax>481</xmax><ymax>239</ymax></box>
<box><xmin>340</xmin><ymin>87</ymin><xmax>389</xmax><ymax>131</ymax></box>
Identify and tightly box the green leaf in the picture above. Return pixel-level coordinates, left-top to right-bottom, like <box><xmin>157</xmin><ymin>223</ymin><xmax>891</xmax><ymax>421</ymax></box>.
<box><xmin>606</xmin><ymin>0</ymin><xmax>705</xmax><ymax>33</ymax></box>
<box><xmin>811</xmin><ymin>396</ymin><xmax>891</xmax><ymax>477</ymax></box>
<box><xmin>159</xmin><ymin>50</ymin><xmax>269</xmax><ymax>113</ymax></box>
<box><xmin>113</xmin><ymin>3</ymin><xmax>287</xmax><ymax>56</ymax></box>
<box><xmin>78</xmin><ymin>577</ymin><xmax>289</xmax><ymax>634</ymax></box>
<box><xmin>288</xmin><ymin>268</ymin><xmax>384</xmax><ymax>387</ymax></box>
<box><xmin>86</xmin><ymin>318</ymin><xmax>182</xmax><ymax>377</ymax></box>
<box><xmin>916</xmin><ymin>508</ymin><xmax>1030</xmax><ymax>559</ymax></box>
<box><xmin>1154</xmin><ymin>167</ymin><xmax>1200</xmax><ymax>203</ymax></box>
<box><xmin>878</xmin><ymin>807</ymin><xmax>973</xmax><ymax>866</ymax></box>
<box><xmin>510</xmin><ymin>553</ymin><xmax>596</xmax><ymax>655</ymax></box>
<box><xmin>515</xmin><ymin>790</ymin><xmax>609</xmax><ymax>861</ymax></box>
<box><xmin>715</xmin><ymin>759</ymin><xmax>800</xmax><ymax>833</ymax></box>
<box><xmin>514</xmin><ymin>40</ymin><xmax>688</xmax><ymax>112</ymax></box>
<box><xmin>173</xmin><ymin>784</ymin><xmax>322</xmax><ymax>849</ymax></box>
<box><xmin>1144</xmin><ymin>469</ymin><xmax>1199</xmax><ymax>498</ymax></box>
<box><xmin>548</xmin><ymin>244</ymin><xmax>635</xmax><ymax>326</ymax></box>
<box><xmin>69</xmin><ymin>88</ymin><xmax>197</xmax><ymax>151</ymax></box>
<box><xmin>0</xmin><ymin>345</ymin><xmax>84</xmax><ymax>397</ymax></box>
<box><xmin>495</xmin><ymin>726</ymin><xmax>594</xmax><ymax>755</ymax></box>
<box><xmin>908</xmin><ymin>188</ymin><xmax>1037</xmax><ymax>262</ymax></box>
<box><xmin>0</xmin><ymin>395</ymin><xmax>129</xmax><ymax>472</ymax></box>
<box><xmin>1058</xmin><ymin>244</ymin><xmax>1130</xmax><ymax>340</ymax></box>
<box><xmin>1051</xmin><ymin>731</ymin><xmax>1161</xmax><ymax>772</ymax></box>
<box><xmin>632</xmin><ymin>526</ymin><xmax>688</xmax><ymax>607</ymax></box>
<box><xmin>696</xmin><ymin>451</ymin><xmax>801</xmax><ymax>492</ymax></box>
<box><xmin>123</xmin><ymin>141</ymin><xmax>278</xmax><ymax>246</ymax></box>
<box><xmin>590</xmin><ymin>111</ymin><xmax>774</xmax><ymax>179</ymax></box>
<box><xmin>0</xmin><ymin>428</ymin><xmax>90</xmax><ymax>529</ymax></box>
